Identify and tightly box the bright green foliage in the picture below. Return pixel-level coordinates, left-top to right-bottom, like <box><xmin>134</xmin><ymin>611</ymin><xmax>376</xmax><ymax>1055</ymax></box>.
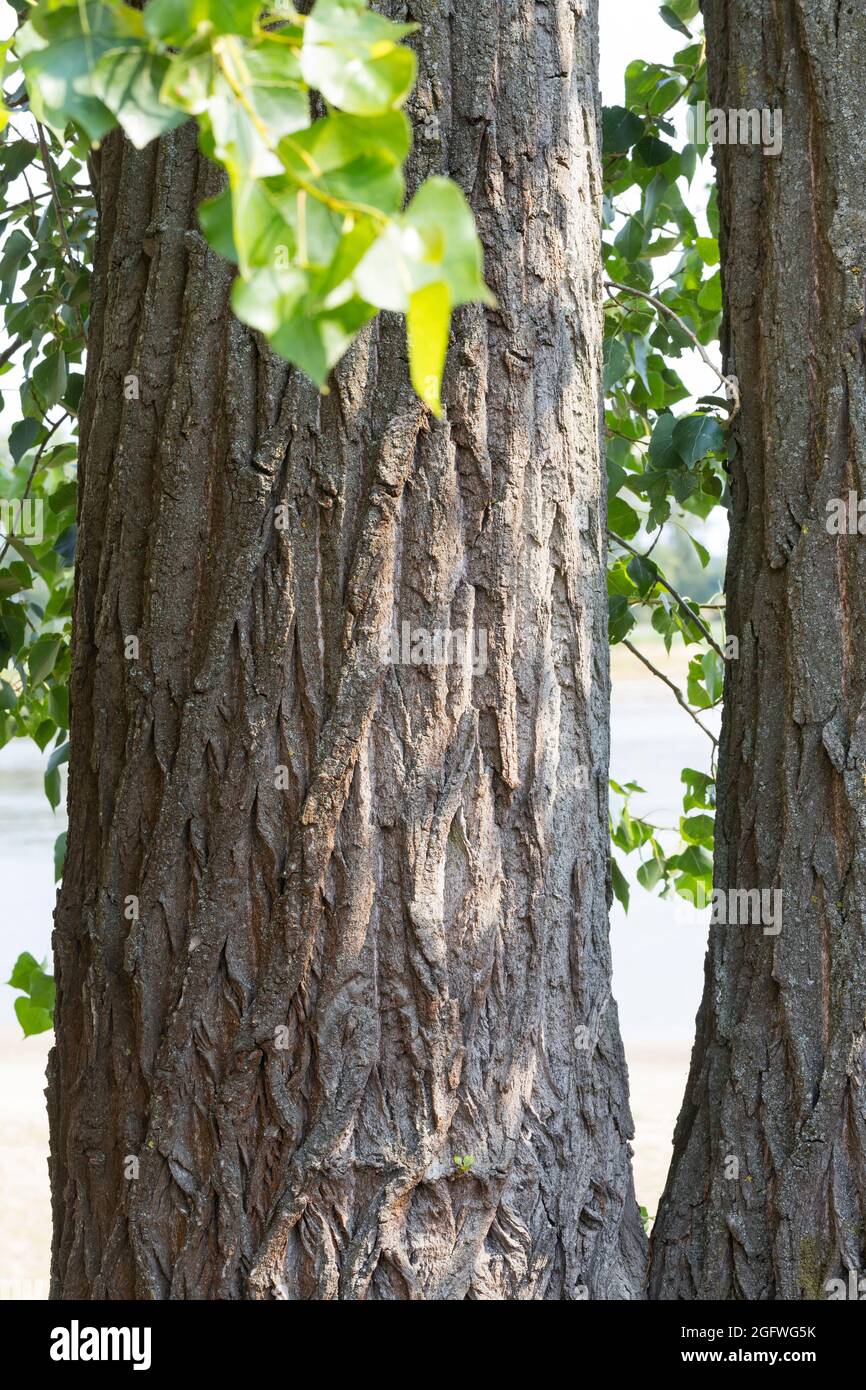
<box><xmin>7</xmin><ymin>950</ymin><xmax>55</xmax><ymax>1034</ymax></box>
<box><xmin>603</xmin><ymin>0</ymin><xmax>729</xmax><ymax>911</ymax></box>
<box><xmin>16</xmin><ymin>0</ymin><xmax>490</xmax><ymax>399</ymax></box>
<box><xmin>0</xmin><ymin>48</ymin><xmax>83</xmax><ymax>796</ymax></box>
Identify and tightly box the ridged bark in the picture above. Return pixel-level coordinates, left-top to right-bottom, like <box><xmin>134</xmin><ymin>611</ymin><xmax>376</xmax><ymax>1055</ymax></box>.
<box><xmin>651</xmin><ymin>0</ymin><xmax>866</xmax><ymax>1300</ymax></box>
<box><xmin>48</xmin><ymin>0</ymin><xmax>645</xmax><ymax>1299</ymax></box>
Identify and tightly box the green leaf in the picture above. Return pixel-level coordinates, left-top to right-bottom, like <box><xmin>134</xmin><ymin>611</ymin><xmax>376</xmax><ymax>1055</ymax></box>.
<box><xmin>687</xmin><ymin>654</ymin><xmax>714</xmax><ymax>708</ymax></box>
<box><xmin>198</xmin><ymin>188</ymin><xmax>238</xmax><ymax>263</ymax></box>
<box><xmin>54</xmin><ymin>830</ymin><xmax>67</xmax><ymax>882</ymax></box>
<box><xmin>608</xmin><ymin>496</ymin><xmax>641</xmax><ymax>540</ymax></box>
<box><xmin>626</xmin><ymin>552</ymin><xmax>658</xmax><ymax>598</ymax></box>
<box><xmin>231</xmin><ymin>41</ymin><xmax>309</xmax><ymax>139</ymax></box>
<box><xmin>49</xmin><ymin>684</ymin><xmax>69</xmax><ymax>730</ymax></box>
<box><xmin>702</xmin><ymin>649</ymin><xmax>724</xmax><ymax>703</ymax></box>
<box><xmin>647</xmin><ymin>412</ymin><xmax>681</xmax><ymax>470</ymax></box>
<box><xmin>28</xmin><ymin>967</ymin><xmax>55</xmax><ymax>1012</ymax></box>
<box><xmin>33</xmin><ymin>719</ymin><xmax>56</xmax><ymax>753</ymax></box>
<box><xmin>680</xmin><ymin>813</ymin><xmax>714</xmax><ymax>847</ymax></box>
<box><xmin>0</xmin><ymin>228</ymin><xmax>31</xmax><ymax>286</ymax></box>
<box><xmin>14</xmin><ymin>995</ymin><xmax>53</xmax><ymax>1037</ymax></box>
<box><xmin>8</xmin><ymin>951</ymin><xmax>55</xmax><ymax>1036</ymax></box>
<box><xmin>695</xmin><ymin>236</ymin><xmax>719</xmax><ymax>266</ymax></box>
<box><xmin>355</xmin><ymin>177</ymin><xmax>492</xmax><ymax>314</ymax></box>
<box><xmin>32</xmin><ymin>351</ymin><xmax>67</xmax><ymax>410</ymax></box>
<box><xmin>682</xmin><ymin>767</ymin><xmax>715</xmax><ymax>812</ymax></box>
<box><xmin>634</xmin><ymin>135</ymin><xmax>675</xmax><ymax>167</ymax></box>
<box><xmin>659</xmin><ymin>5</ymin><xmax>692</xmax><ymax>38</ymax></box>
<box><xmin>637</xmin><ymin>857</ymin><xmax>664</xmax><ymax>891</ymax></box>
<box><xmin>158</xmin><ymin>36</ymin><xmax>215</xmax><ymax>116</ymax></box>
<box><xmin>642</xmin><ymin>172</ymin><xmax>669</xmax><ymax>227</ymax></box>
<box><xmin>667</xmin><ymin>843</ymin><xmax>713</xmax><ymax>877</ymax></box>
<box><xmin>90</xmin><ymin>49</ymin><xmax>189</xmax><ymax>149</ymax></box>
<box><xmin>669</xmin><ymin>0</ymin><xmax>700</xmax><ymax>24</ymax></box>
<box><xmin>611</xmin><ymin>856</ymin><xmax>630</xmax><ymax>912</ymax></box>
<box><xmin>232</xmin><ymin>267</ymin><xmax>376</xmax><ymax>385</ymax></box>
<box><xmin>301</xmin><ymin>0</ymin><xmax>417</xmax><ymax>116</ymax></box>
<box><xmin>8</xmin><ymin>951</ymin><xmax>41</xmax><ymax>992</ymax></box>
<box><xmin>145</xmin><ymin>0</ymin><xmax>262</xmax><ymax>43</ymax></box>
<box><xmin>604</xmin><ymin>337</ymin><xmax>629</xmax><ymax>390</ymax></box>
<box><xmin>200</xmin><ymin>40</ymin><xmax>309</xmax><ymax>178</ymax></box>
<box><xmin>9</xmin><ymin>417</ymin><xmax>40</xmax><ymax>464</ymax></box>
<box><xmin>689</xmin><ymin>534</ymin><xmax>711</xmax><ymax>568</ymax></box>
<box><xmin>614</xmin><ymin>216</ymin><xmax>644</xmax><ymax>262</ymax></box>
<box><xmin>672</xmin><ymin>413</ymin><xmax>725</xmax><ymax>468</ymax></box>
<box><xmin>44</xmin><ymin>739</ymin><xmax>69</xmax><ymax>811</ymax></box>
<box><xmin>16</xmin><ymin>2</ymin><xmax>140</xmax><ymax>141</ymax></box>
<box><xmin>602</xmin><ymin>105</ymin><xmax>643</xmax><ymax>156</ymax></box>
<box><xmin>29</xmin><ymin>635</ymin><xmax>61</xmax><ymax>687</ymax></box>
<box><xmin>608</xmin><ymin>592</ymin><xmax>635</xmax><ymax>644</ymax></box>
<box><xmin>697</xmin><ymin>270</ymin><xmax>722</xmax><ymax>313</ymax></box>
<box><xmin>275</xmin><ymin>110</ymin><xmax>409</xmax><ymax>232</ymax></box>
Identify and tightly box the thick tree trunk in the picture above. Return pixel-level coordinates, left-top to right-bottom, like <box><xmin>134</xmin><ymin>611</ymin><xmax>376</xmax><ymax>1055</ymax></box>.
<box><xmin>650</xmin><ymin>0</ymin><xmax>866</xmax><ymax>1300</ymax></box>
<box><xmin>48</xmin><ymin>0</ymin><xmax>645</xmax><ymax>1299</ymax></box>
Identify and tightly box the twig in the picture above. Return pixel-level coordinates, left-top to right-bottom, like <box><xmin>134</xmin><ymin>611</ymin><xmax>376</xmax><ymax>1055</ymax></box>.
<box><xmin>35</xmin><ymin>123</ymin><xmax>86</xmax><ymax>340</ymax></box>
<box><xmin>608</xmin><ymin>528</ymin><xmax>727</xmax><ymax>661</ymax></box>
<box><xmin>605</xmin><ymin>278</ymin><xmax>740</xmax><ymax>419</ymax></box>
<box><xmin>0</xmin><ymin>415</ymin><xmax>66</xmax><ymax>566</ymax></box>
<box><xmin>0</xmin><ymin>336</ymin><xmax>23</xmax><ymax>370</ymax></box>
<box><xmin>622</xmin><ymin>639</ymin><xmax>718</xmax><ymax>747</ymax></box>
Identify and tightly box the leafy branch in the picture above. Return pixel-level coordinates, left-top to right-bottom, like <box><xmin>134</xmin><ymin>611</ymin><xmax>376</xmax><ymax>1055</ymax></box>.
<box><xmin>605</xmin><ymin>277</ymin><xmax>740</xmax><ymax>418</ymax></box>
<box><xmin>15</xmin><ymin>0</ymin><xmax>492</xmax><ymax>414</ymax></box>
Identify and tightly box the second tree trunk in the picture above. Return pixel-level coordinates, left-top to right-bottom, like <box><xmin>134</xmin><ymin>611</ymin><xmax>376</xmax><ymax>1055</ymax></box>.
<box><xmin>651</xmin><ymin>0</ymin><xmax>866</xmax><ymax>1300</ymax></box>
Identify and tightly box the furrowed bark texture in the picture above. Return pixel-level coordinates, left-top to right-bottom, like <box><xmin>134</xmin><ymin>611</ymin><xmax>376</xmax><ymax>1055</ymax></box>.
<box><xmin>650</xmin><ymin>0</ymin><xmax>866</xmax><ymax>1300</ymax></box>
<box><xmin>48</xmin><ymin>0</ymin><xmax>646</xmax><ymax>1299</ymax></box>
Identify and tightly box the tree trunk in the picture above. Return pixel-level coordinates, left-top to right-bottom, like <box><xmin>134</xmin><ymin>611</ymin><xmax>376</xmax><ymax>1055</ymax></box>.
<box><xmin>650</xmin><ymin>0</ymin><xmax>866</xmax><ymax>1300</ymax></box>
<box><xmin>48</xmin><ymin>0</ymin><xmax>645</xmax><ymax>1300</ymax></box>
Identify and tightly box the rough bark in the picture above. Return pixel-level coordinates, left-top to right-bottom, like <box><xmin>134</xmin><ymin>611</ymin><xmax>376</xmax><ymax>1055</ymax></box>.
<box><xmin>48</xmin><ymin>0</ymin><xmax>645</xmax><ymax>1300</ymax></box>
<box><xmin>650</xmin><ymin>0</ymin><xmax>866</xmax><ymax>1300</ymax></box>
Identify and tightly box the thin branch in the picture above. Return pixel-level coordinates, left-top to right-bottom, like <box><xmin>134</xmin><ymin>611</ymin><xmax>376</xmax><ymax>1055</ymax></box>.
<box><xmin>622</xmin><ymin>639</ymin><xmax>718</xmax><ymax>747</ymax></box>
<box><xmin>35</xmin><ymin>122</ymin><xmax>86</xmax><ymax>340</ymax></box>
<box><xmin>0</xmin><ymin>335</ymin><xmax>23</xmax><ymax>370</ymax></box>
<box><xmin>605</xmin><ymin>278</ymin><xmax>740</xmax><ymax>419</ymax></box>
<box><xmin>608</xmin><ymin>528</ymin><xmax>727</xmax><ymax>661</ymax></box>
<box><xmin>0</xmin><ymin>414</ymin><xmax>67</xmax><ymax>566</ymax></box>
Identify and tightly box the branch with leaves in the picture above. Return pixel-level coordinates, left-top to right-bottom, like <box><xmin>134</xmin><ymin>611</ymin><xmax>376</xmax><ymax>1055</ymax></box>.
<box><xmin>15</xmin><ymin>0</ymin><xmax>492</xmax><ymax>412</ymax></box>
<box><xmin>601</xmin><ymin>0</ymin><xmax>728</xmax><ymax>912</ymax></box>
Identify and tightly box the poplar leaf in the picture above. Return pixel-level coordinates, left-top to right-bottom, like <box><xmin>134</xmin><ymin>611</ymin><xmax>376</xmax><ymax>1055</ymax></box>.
<box><xmin>407</xmin><ymin>281</ymin><xmax>450</xmax><ymax>417</ymax></box>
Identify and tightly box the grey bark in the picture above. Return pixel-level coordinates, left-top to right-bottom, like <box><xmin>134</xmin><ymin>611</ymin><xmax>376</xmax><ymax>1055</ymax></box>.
<box><xmin>650</xmin><ymin>0</ymin><xmax>866</xmax><ymax>1300</ymax></box>
<box><xmin>48</xmin><ymin>0</ymin><xmax>645</xmax><ymax>1299</ymax></box>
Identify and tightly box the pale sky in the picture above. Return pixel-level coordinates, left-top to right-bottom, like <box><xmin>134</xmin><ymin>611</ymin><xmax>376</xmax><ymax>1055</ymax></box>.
<box><xmin>600</xmin><ymin>0</ymin><xmax>679</xmax><ymax>104</ymax></box>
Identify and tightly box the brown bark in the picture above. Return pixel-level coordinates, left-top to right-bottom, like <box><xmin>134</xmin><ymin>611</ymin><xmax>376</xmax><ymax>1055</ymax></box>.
<box><xmin>650</xmin><ymin>0</ymin><xmax>866</xmax><ymax>1300</ymax></box>
<box><xmin>48</xmin><ymin>0</ymin><xmax>645</xmax><ymax>1300</ymax></box>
